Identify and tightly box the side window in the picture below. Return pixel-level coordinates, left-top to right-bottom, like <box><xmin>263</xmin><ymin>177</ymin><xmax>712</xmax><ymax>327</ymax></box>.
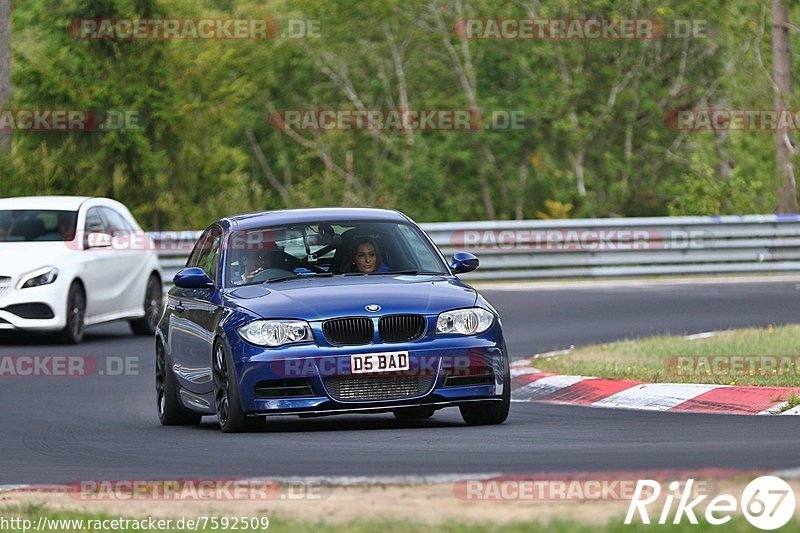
<box><xmin>100</xmin><ymin>207</ymin><xmax>133</xmax><ymax>236</ymax></box>
<box><xmin>84</xmin><ymin>207</ymin><xmax>109</xmax><ymax>234</ymax></box>
<box><xmin>397</xmin><ymin>224</ymin><xmax>444</xmax><ymax>272</ymax></box>
<box><xmin>187</xmin><ymin>227</ymin><xmax>222</xmax><ymax>282</ymax></box>
<box><xmin>187</xmin><ymin>230</ymin><xmax>210</xmax><ymax>267</ymax></box>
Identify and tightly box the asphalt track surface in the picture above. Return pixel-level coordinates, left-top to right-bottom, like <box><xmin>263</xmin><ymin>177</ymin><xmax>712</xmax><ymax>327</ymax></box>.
<box><xmin>1</xmin><ymin>280</ymin><xmax>799</xmax><ymax>484</ymax></box>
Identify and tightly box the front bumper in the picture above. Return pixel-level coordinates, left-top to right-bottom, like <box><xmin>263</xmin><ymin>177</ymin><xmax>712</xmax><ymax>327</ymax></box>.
<box><xmin>249</xmin><ymin>398</ymin><xmax>504</xmax><ymax>418</ymax></box>
<box><xmin>227</xmin><ymin>324</ymin><xmax>508</xmax><ymax>415</ymax></box>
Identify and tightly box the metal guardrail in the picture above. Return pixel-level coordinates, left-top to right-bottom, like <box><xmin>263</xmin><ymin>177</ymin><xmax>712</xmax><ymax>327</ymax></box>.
<box><xmin>150</xmin><ymin>214</ymin><xmax>800</xmax><ymax>282</ymax></box>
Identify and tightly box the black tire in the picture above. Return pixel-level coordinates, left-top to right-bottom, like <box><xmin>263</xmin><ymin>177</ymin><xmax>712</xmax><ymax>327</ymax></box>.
<box><xmin>393</xmin><ymin>406</ymin><xmax>436</xmax><ymax>420</ymax></box>
<box><xmin>459</xmin><ymin>358</ymin><xmax>511</xmax><ymax>426</ymax></box>
<box><xmin>130</xmin><ymin>275</ymin><xmax>163</xmax><ymax>336</ymax></box>
<box><xmin>213</xmin><ymin>340</ymin><xmax>262</xmax><ymax>433</ymax></box>
<box><xmin>156</xmin><ymin>341</ymin><xmax>202</xmax><ymax>426</ymax></box>
<box><xmin>57</xmin><ymin>282</ymin><xmax>86</xmax><ymax>344</ymax></box>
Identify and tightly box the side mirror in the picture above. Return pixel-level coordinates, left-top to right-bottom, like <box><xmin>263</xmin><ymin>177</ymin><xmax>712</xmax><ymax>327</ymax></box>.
<box><xmin>173</xmin><ymin>267</ymin><xmax>214</xmax><ymax>289</ymax></box>
<box><xmin>86</xmin><ymin>231</ymin><xmax>112</xmax><ymax>249</ymax></box>
<box><xmin>450</xmin><ymin>252</ymin><xmax>479</xmax><ymax>274</ymax></box>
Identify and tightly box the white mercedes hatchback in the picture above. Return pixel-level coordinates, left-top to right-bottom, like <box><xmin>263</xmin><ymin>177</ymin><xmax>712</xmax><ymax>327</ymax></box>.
<box><xmin>0</xmin><ymin>196</ymin><xmax>163</xmax><ymax>343</ymax></box>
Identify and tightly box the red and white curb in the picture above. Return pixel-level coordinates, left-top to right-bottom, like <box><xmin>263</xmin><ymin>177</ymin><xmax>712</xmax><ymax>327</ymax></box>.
<box><xmin>3</xmin><ymin>467</ymin><xmax>799</xmax><ymax>495</ymax></box>
<box><xmin>510</xmin><ymin>358</ymin><xmax>800</xmax><ymax>415</ymax></box>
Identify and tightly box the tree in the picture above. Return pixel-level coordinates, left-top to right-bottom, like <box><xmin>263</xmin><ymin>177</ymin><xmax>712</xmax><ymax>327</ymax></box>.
<box><xmin>772</xmin><ymin>0</ymin><xmax>797</xmax><ymax>213</ymax></box>
<box><xmin>0</xmin><ymin>0</ymin><xmax>10</xmax><ymax>153</ymax></box>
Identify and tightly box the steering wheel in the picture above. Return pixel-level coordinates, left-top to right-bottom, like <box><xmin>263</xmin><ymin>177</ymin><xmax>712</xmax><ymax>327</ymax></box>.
<box><xmin>250</xmin><ymin>268</ymin><xmax>296</xmax><ymax>283</ymax></box>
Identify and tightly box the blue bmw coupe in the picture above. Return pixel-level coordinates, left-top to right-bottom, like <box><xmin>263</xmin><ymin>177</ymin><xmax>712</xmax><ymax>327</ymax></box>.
<box><xmin>156</xmin><ymin>208</ymin><xmax>510</xmax><ymax>432</ymax></box>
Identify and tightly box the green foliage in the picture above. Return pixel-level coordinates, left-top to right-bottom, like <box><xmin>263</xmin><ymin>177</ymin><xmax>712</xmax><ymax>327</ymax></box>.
<box><xmin>0</xmin><ymin>0</ymin><xmax>797</xmax><ymax>228</ymax></box>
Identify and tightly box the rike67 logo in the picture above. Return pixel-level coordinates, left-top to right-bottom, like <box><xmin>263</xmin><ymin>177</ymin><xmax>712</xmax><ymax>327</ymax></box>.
<box><xmin>626</xmin><ymin>476</ymin><xmax>796</xmax><ymax>530</ymax></box>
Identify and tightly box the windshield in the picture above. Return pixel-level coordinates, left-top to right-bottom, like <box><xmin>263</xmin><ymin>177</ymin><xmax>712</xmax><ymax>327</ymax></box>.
<box><xmin>0</xmin><ymin>210</ymin><xmax>78</xmax><ymax>242</ymax></box>
<box><xmin>225</xmin><ymin>220</ymin><xmax>449</xmax><ymax>287</ymax></box>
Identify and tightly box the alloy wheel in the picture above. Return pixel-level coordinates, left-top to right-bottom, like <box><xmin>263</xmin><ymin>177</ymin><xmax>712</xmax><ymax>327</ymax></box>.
<box><xmin>213</xmin><ymin>344</ymin><xmax>230</xmax><ymax>427</ymax></box>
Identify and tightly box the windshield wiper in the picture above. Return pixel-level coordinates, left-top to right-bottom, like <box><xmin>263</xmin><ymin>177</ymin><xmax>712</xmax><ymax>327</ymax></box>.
<box><xmin>265</xmin><ymin>272</ymin><xmax>333</xmax><ymax>283</ymax></box>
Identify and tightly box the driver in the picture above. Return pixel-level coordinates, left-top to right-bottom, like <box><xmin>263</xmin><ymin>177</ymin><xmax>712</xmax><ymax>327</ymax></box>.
<box><xmin>238</xmin><ymin>251</ymin><xmax>272</xmax><ymax>283</ymax></box>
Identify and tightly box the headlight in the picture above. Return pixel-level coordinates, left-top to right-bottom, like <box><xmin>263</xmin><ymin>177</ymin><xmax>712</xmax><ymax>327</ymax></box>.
<box><xmin>436</xmin><ymin>307</ymin><xmax>494</xmax><ymax>335</ymax></box>
<box><xmin>17</xmin><ymin>267</ymin><xmax>59</xmax><ymax>289</ymax></box>
<box><xmin>237</xmin><ymin>319</ymin><xmax>313</xmax><ymax>347</ymax></box>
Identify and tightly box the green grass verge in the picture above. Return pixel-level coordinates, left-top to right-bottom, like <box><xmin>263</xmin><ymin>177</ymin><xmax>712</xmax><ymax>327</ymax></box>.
<box><xmin>532</xmin><ymin>324</ymin><xmax>800</xmax><ymax>387</ymax></box>
<box><xmin>0</xmin><ymin>505</ymin><xmax>795</xmax><ymax>532</ymax></box>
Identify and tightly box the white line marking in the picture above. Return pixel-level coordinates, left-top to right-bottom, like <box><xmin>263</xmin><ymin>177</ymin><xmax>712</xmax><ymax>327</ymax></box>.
<box><xmin>510</xmin><ymin>367</ymin><xmax>540</xmax><ymax>377</ymax></box>
<box><xmin>513</xmin><ymin>374</ymin><xmax>591</xmax><ymax>401</ymax></box>
<box><xmin>0</xmin><ymin>476</ymin><xmax>508</xmax><ymax>490</ymax></box>
<box><xmin>0</xmin><ymin>484</ymin><xmax>30</xmax><ymax>492</ymax></box>
<box><xmin>531</xmin><ymin>348</ymin><xmax>575</xmax><ymax>359</ymax></box>
<box><xmin>234</xmin><ymin>474</ymin><xmax>506</xmax><ymax>486</ymax></box>
<box><xmin>592</xmin><ymin>383</ymin><xmax>716</xmax><ymax>411</ymax></box>
<box><xmin>771</xmin><ymin>467</ymin><xmax>800</xmax><ymax>479</ymax></box>
<box><xmin>760</xmin><ymin>402</ymin><xmax>789</xmax><ymax>415</ymax></box>
<box><xmin>683</xmin><ymin>331</ymin><xmax>718</xmax><ymax>340</ymax></box>
<box><xmin>473</xmin><ymin>275</ymin><xmax>800</xmax><ymax>292</ymax></box>
<box><xmin>780</xmin><ymin>404</ymin><xmax>800</xmax><ymax>415</ymax></box>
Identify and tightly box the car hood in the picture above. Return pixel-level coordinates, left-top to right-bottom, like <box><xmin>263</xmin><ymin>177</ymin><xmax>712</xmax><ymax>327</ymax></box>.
<box><xmin>222</xmin><ymin>275</ymin><xmax>478</xmax><ymax>320</ymax></box>
<box><xmin>0</xmin><ymin>242</ymin><xmax>78</xmax><ymax>277</ymax></box>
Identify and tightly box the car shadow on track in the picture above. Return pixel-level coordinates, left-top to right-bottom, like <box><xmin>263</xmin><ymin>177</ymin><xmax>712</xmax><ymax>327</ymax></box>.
<box><xmin>191</xmin><ymin>414</ymin><xmax>467</xmax><ymax>433</ymax></box>
<box><xmin>0</xmin><ymin>324</ymin><xmax>136</xmax><ymax>347</ymax></box>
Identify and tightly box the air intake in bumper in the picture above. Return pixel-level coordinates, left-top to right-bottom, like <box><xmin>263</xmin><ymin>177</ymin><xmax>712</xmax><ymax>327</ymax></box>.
<box><xmin>255</xmin><ymin>378</ymin><xmax>314</xmax><ymax>399</ymax></box>
<box><xmin>4</xmin><ymin>303</ymin><xmax>55</xmax><ymax>319</ymax></box>
<box><xmin>444</xmin><ymin>366</ymin><xmax>495</xmax><ymax>387</ymax></box>
<box><xmin>324</xmin><ymin>374</ymin><xmax>435</xmax><ymax>402</ymax></box>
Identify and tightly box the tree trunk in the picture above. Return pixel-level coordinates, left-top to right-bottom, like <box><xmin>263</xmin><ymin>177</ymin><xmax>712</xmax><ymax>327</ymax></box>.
<box><xmin>773</xmin><ymin>0</ymin><xmax>798</xmax><ymax>213</ymax></box>
<box><xmin>0</xmin><ymin>0</ymin><xmax>11</xmax><ymax>153</ymax></box>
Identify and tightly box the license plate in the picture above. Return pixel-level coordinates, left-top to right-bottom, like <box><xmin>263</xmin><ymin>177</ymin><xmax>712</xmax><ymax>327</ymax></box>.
<box><xmin>350</xmin><ymin>352</ymin><xmax>409</xmax><ymax>374</ymax></box>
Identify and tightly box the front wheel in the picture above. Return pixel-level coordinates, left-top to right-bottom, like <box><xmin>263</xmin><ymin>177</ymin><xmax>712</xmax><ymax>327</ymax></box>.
<box><xmin>130</xmin><ymin>275</ymin><xmax>163</xmax><ymax>336</ymax></box>
<box><xmin>459</xmin><ymin>360</ymin><xmax>511</xmax><ymax>426</ymax></box>
<box><xmin>57</xmin><ymin>283</ymin><xmax>86</xmax><ymax>344</ymax></box>
<box><xmin>213</xmin><ymin>341</ymin><xmax>262</xmax><ymax>433</ymax></box>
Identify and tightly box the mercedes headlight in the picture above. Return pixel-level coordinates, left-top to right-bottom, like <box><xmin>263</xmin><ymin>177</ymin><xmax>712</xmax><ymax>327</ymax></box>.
<box><xmin>17</xmin><ymin>267</ymin><xmax>59</xmax><ymax>289</ymax></box>
<box><xmin>238</xmin><ymin>319</ymin><xmax>313</xmax><ymax>347</ymax></box>
<box><xmin>436</xmin><ymin>307</ymin><xmax>494</xmax><ymax>335</ymax></box>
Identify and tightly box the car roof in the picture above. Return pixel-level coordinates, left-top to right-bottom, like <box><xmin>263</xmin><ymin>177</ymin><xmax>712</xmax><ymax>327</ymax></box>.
<box><xmin>220</xmin><ymin>207</ymin><xmax>410</xmax><ymax>231</ymax></box>
<box><xmin>0</xmin><ymin>196</ymin><xmax>93</xmax><ymax>211</ymax></box>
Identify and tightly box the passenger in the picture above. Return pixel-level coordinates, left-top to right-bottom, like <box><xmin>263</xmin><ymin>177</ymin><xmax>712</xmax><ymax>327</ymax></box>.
<box><xmin>345</xmin><ymin>238</ymin><xmax>388</xmax><ymax>273</ymax></box>
<box><xmin>37</xmin><ymin>212</ymin><xmax>75</xmax><ymax>241</ymax></box>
